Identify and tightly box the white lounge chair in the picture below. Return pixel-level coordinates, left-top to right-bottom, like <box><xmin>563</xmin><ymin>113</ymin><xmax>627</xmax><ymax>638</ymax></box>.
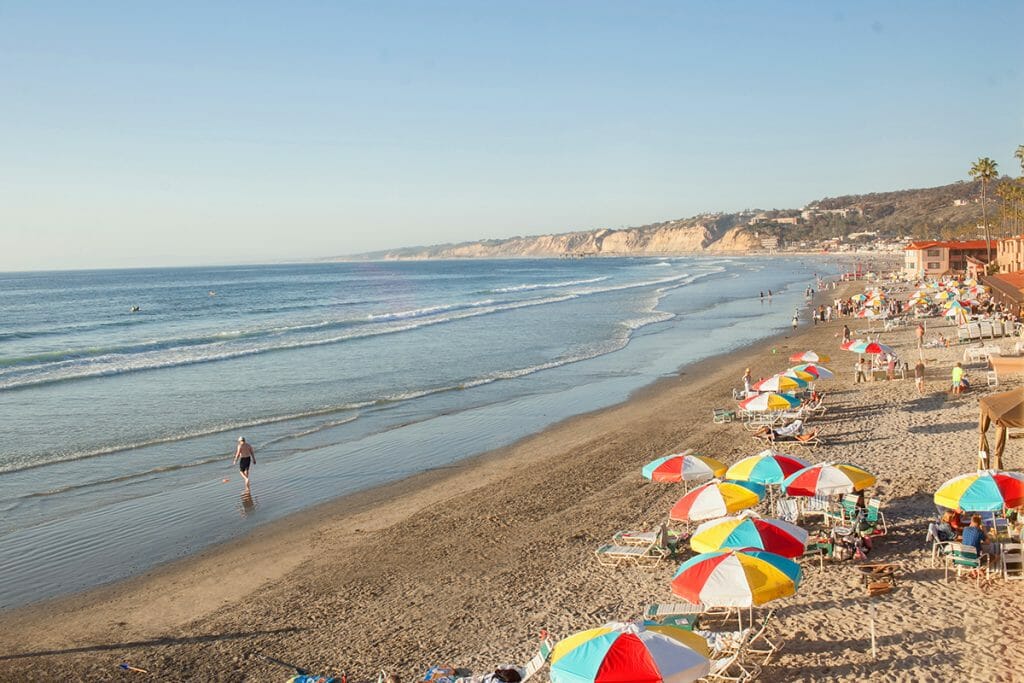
<box><xmin>595</xmin><ymin>537</ymin><xmax>670</xmax><ymax>567</ymax></box>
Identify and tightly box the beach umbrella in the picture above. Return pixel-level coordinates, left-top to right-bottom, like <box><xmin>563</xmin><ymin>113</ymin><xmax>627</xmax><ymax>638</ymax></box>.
<box><xmin>689</xmin><ymin>511</ymin><xmax>809</xmax><ymax>558</ymax></box>
<box><xmin>782</xmin><ymin>462</ymin><xmax>876</xmax><ymax>497</ymax></box>
<box><xmin>751</xmin><ymin>374</ymin><xmax>808</xmax><ymax>393</ymax></box>
<box><xmin>789</xmin><ymin>351</ymin><xmax>830</xmax><ymax>363</ymax></box>
<box><xmin>934</xmin><ymin>470</ymin><xmax>1024</xmax><ymax>512</ymax></box>
<box><xmin>670</xmin><ymin>549</ymin><xmax>801</xmax><ymax>608</ymax></box>
<box><xmin>669</xmin><ymin>480</ymin><xmax>765</xmax><ymax>523</ymax></box>
<box><xmin>737</xmin><ymin>392</ymin><xmax>800</xmax><ymax>412</ymax></box>
<box><xmin>782</xmin><ymin>368</ymin><xmax>816</xmax><ymax>383</ymax></box>
<box><xmin>841</xmin><ymin>339</ymin><xmax>895</xmax><ymax>355</ymax></box>
<box><xmin>725</xmin><ymin>450</ymin><xmax>811</xmax><ymax>485</ymax></box>
<box><xmin>549</xmin><ymin>621</ymin><xmax>710</xmax><ymax>683</ymax></box>
<box><xmin>855</xmin><ymin>308</ymin><xmax>879</xmax><ymax>319</ymax></box>
<box><xmin>791</xmin><ymin>363</ymin><xmax>834</xmax><ymax>380</ymax></box>
<box><xmin>851</xmin><ymin>293</ymin><xmax>867</xmax><ymax>302</ymax></box>
<box><xmin>642</xmin><ymin>450</ymin><xmax>727</xmax><ymax>483</ymax></box>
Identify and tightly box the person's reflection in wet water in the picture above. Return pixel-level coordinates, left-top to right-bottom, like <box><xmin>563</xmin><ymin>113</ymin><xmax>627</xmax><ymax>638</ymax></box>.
<box><xmin>240</xmin><ymin>487</ymin><xmax>257</xmax><ymax>518</ymax></box>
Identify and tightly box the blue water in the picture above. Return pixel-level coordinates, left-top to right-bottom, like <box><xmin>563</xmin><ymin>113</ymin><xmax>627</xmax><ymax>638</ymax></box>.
<box><xmin>0</xmin><ymin>256</ymin><xmax>839</xmax><ymax>608</ymax></box>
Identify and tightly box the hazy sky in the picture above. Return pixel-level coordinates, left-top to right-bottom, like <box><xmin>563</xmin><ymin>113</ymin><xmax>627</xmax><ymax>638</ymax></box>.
<box><xmin>2</xmin><ymin>1</ymin><xmax>1023</xmax><ymax>271</ymax></box>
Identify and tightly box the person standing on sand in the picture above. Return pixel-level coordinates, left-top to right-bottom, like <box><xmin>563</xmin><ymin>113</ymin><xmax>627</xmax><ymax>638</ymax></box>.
<box><xmin>791</xmin><ymin>311</ymin><xmax>799</xmax><ymax>330</ymax></box>
<box><xmin>855</xmin><ymin>357</ymin><xmax>867</xmax><ymax>384</ymax></box>
<box><xmin>842</xmin><ymin>324</ymin><xmax>851</xmax><ymax>343</ymax></box>
<box><xmin>916</xmin><ymin>322</ymin><xmax>925</xmax><ymax>349</ymax></box>
<box><xmin>951</xmin><ymin>363</ymin><xmax>964</xmax><ymax>395</ymax></box>
<box><xmin>915</xmin><ymin>359</ymin><xmax>926</xmax><ymax>395</ymax></box>
<box><xmin>743</xmin><ymin>367</ymin><xmax>753</xmax><ymax>394</ymax></box>
<box><xmin>233</xmin><ymin>436</ymin><xmax>255</xmax><ymax>487</ymax></box>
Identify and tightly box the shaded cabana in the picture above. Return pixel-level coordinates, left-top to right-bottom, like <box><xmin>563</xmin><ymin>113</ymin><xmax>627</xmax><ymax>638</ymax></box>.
<box><xmin>979</xmin><ymin>388</ymin><xmax>1024</xmax><ymax>469</ymax></box>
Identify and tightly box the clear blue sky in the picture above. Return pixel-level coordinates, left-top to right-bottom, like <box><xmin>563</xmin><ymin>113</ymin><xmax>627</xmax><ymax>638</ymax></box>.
<box><xmin>2</xmin><ymin>1</ymin><xmax>1022</xmax><ymax>270</ymax></box>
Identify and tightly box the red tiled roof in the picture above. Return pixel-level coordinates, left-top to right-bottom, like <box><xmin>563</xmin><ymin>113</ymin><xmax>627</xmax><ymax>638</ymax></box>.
<box><xmin>905</xmin><ymin>240</ymin><xmax>995</xmax><ymax>250</ymax></box>
<box><xmin>989</xmin><ymin>272</ymin><xmax>1024</xmax><ymax>292</ymax></box>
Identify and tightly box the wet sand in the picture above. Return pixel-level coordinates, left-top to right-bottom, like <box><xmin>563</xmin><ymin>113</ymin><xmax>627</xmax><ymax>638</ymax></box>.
<box><xmin>2</xmin><ymin>283</ymin><xmax>1023</xmax><ymax>682</ymax></box>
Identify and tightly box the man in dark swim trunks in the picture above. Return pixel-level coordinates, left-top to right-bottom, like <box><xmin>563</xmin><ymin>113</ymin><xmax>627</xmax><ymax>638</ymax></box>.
<box><xmin>233</xmin><ymin>436</ymin><xmax>255</xmax><ymax>487</ymax></box>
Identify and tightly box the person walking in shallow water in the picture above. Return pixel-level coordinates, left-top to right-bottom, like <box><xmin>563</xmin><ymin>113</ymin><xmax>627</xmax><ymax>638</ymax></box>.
<box><xmin>233</xmin><ymin>436</ymin><xmax>255</xmax><ymax>487</ymax></box>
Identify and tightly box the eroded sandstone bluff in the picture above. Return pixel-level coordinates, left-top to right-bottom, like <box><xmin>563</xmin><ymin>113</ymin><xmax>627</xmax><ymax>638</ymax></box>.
<box><xmin>349</xmin><ymin>216</ymin><xmax>763</xmax><ymax>260</ymax></box>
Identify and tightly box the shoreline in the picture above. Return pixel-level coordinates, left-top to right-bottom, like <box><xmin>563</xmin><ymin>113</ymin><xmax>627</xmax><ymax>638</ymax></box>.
<box><xmin>12</xmin><ymin>268</ymin><xmax>1019</xmax><ymax>681</ymax></box>
<box><xmin>0</xmin><ymin>288</ymin><xmax>828</xmax><ymax>658</ymax></box>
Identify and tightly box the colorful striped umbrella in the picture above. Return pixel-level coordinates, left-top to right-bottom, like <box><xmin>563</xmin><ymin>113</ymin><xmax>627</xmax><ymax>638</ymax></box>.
<box><xmin>549</xmin><ymin>621</ymin><xmax>710</xmax><ymax>683</ymax></box>
<box><xmin>669</xmin><ymin>480</ymin><xmax>765</xmax><ymax>523</ymax></box>
<box><xmin>737</xmin><ymin>392</ymin><xmax>801</xmax><ymax>412</ymax></box>
<box><xmin>671</xmin><ymin>549</ymin><xmax>802</xmax><ymax>607</ymax></box>
<box><xmin>725</xmin><ymin>450</ymin><xmax>811</xmax><ymax>485</ymax></box>
<box><xmin>782</xmin><ymin>368</ymin><xmax>816</xmax><ymax>383</ymax></box>
<box><xmin>841</xmin><ymin>339</ymin><xmax>895</xmax><ymax>355</ymax></box>
<box><xmin>934</xmin><ymin>470</ymin><xmax>1024</xmax><ymax>512</ymax></box>
<box><xmin>782</xmin><ymin>462</ymin><xmax>876</xmax><ymax>497</ymax></box>
<box><xmin>789</xmin><ymin>351</ymin><xmax>830</xmax><ymax>363</ymax></box>
<box><xmin>642</xmin><ymin>451</ymin><xmax>727</xmax><ymax>483</ymax></box>
<box><xmin>855</xmin><ymin>309</ymin><xmax>879</xmax><ymax>319</ymax></box>
<box><xmin>689</xmin><ymin>512</ymin><xmax>809</xmax><ymax>558</ymax></box>
<box><xmin>751</xmin><ymin>374</ymin><xmax>808</xmax><ymax>393</ymax></box>
<box><xmin>791</xmin><ymin>363</ymin><xmax>834</xmax><ymax>380</ymax></box>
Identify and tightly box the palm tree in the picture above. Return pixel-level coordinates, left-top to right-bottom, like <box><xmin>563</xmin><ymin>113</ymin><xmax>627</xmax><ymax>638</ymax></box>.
<box><xmin>969</xmin><ymin>157</ymin><xmax>999</xmax><ymax>264</ymax></box>
<box><xmin>1016</xmin><ymin>144</ymin><xmax>1024</xmax><ymax>174</ymax></box>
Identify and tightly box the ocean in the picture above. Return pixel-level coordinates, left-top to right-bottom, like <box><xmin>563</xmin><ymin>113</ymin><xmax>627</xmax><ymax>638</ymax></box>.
<box><xmin>0</xmin><ymin>256</ymin><xmax>840</xmax><ymax>608</ymax></box>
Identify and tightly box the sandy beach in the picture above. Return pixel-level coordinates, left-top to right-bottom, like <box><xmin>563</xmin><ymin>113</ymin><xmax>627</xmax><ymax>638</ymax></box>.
<box><xmin>3</xmin><ymin>282</ymin><xmax>1024</xmax><ymax>682</ymax></box>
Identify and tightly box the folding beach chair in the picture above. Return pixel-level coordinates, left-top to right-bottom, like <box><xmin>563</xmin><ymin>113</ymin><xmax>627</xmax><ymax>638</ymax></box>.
<box><xmin>521</xmin><ymin>636</ymin><xmax>554</xmax><ymax>681</ymax></box>
<box><xmin>800</xmin><ymin>494</ymin><xmax>832</xmax><ymax>525</ymax></box>
<box><xmin>826</xmin><ymin>495</ymin><xmax>859</xmax><ymax>526</ymax></box>
<box><xmin>863</xmin><ymin>499</ymin><xmax>887</xmax><ymax>535</ymax></box>
<box><xmin>643</xmin><ymin>601</ymin><xmax>705</xmax><ymax>630</ymax></box>
<box><xmin>612</xmin><ymin>524</ymin><xmax>683</xmax><ymax>553</ymax></box>
<box><xmin>945</xmin><ymin>543</ymin><xmax>988</xmax><ymax>587</ymax></box>
<box><xmin>774</xmin><ymin>498</ymin><xmax>799</xmax><ymax>524</ymax></box>
<box><xmin>1002</xmin><ymin>543</ymin><xmax>1024</xmax><ymax>581</ymax></box>
<box><xmin>745</xmin><ymin>609</ymin><xmax>785</xmax><ymax>663</ymax></box>
<box><xmin>697</xmin><ymin>628</ymin><xmax>760</xmax><ymax>682</ymax></box>
<box><xmin>713</xmin><ymin>408</ymin><xmax>736</xmax><ymax>423</ymax></box>
<box><xmin>595</xmin><ymin>533</ymin><xmax>670</xmax><ymax>567</ymax></box>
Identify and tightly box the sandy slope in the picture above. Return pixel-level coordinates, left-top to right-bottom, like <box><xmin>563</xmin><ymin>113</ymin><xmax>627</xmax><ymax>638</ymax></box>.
<box><xmin>2</xmin><ymin>285</ymin><xmax>1023</xmax><ymax>682</ymax></box>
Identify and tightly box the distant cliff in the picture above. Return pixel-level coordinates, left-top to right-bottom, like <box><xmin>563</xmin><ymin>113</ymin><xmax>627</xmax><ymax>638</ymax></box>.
<box><xmin>336</xmin><ymin>178</ymin><xmax>1004</xmax><ymax>260</ymax></box>
<box><xmin>348</xmin><ymin>214</ymin><xmax>763</xmax><ymax>260</ymax></box>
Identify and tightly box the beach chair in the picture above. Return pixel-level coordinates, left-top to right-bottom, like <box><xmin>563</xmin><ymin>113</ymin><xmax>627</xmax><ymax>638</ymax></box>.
<box><xmin>643</xmin><ymin>601</ymin><xmax>705</xmax><ymax>630</ymax></box>
<box><xmin>775</xmin><ymin>498</ymin><xmax>800</xmax><ymax>524</ymax></box>
<box><xmin>1002</xmin><ymin>543</ymin><xmax>1024</xmax><ymax>580</ymax></box>
<box><xmin>713</xmin><ymin>408</ymin><xmax>736</xmax><ymax>424</ymax></box>
<box><xmin>945</xmin><ymin>543</ymin><xmax>987</xmax><ymax>586</ymax></box>
<box><xmin>595</xmin><ymin>532</ymin><xmax>671</xmax><ymax>567</ymax></box>
<box><xmin>825</xmin><ymin>494</ymin><xmax>859</xmax><ymax>526</ymax></box>
<box><xmin>957</xmin><ymin>325</ymin><xmax>971</xmax><ymax>343</ymax></box>
<box><xmin>781</xmin><ymin>430</ymin><xmax>823</xmax><ymax>449</ymax></box>
<box><xmin>612</xmin><ymin>524</ymin><xmax>683</xmax><ymax>553</ymax></box>
<box><xmin>745</xmin><ymin>609</ymin><xmax>784</xmax><ymax>663</ymax></box>
<box><xmin>862</xmin><ymin>499</ymin><xmax>888</xmax><ymax>535</ymax></box>
<box><xmin>697</xmin><ymin>629</ymin><xmax>760</xmax><ymax>682</ymax></box>
<box><xmin>800</xmin><ymin>494</ymin><xmax>832</xmax><ymax>525</ymax></box>
<box><xmin>968</xmin><ymin>322</ymin><xmax>982</xmax><ymax>340</ymax></box>
<box><xmin>521</xmin><ymin>636</ymin><xmax>554</xmax><ymax>681</ymax></box>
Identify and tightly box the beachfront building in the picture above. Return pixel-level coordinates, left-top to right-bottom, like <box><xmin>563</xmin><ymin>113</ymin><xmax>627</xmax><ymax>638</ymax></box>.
<box><xmin>996</xmin><ymin>235</ymin><xmax>1024</xmax><ymax>273</ymax></box>
<box><xmin>983</xmin><ymin>271</ymin><xmax>1024</xmax><ymax>315</ymax></box>
<box><xmin>902</xmin><ymin>239</ymin><xmax>994</xmax><ymax>278</ymax></box>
